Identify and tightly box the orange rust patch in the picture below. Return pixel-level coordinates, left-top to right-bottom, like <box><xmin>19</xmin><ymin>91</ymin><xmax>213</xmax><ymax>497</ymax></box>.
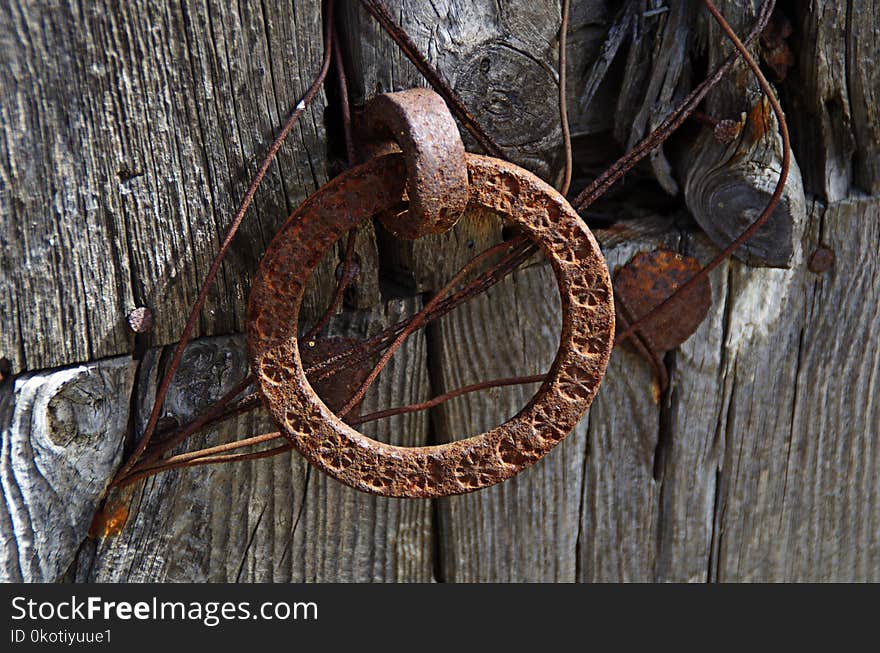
<box><xmin>650</xmin><ymin>378</ymin><xmax>661</xmax><ymax>405</ymax></box>
<box><xmin>89</xmin><ymin>494</ymin><xmax>131</xmax><ymax>538</ymax></box>
<box><xmin>614</xmin><ymin>248</ymin><xmax>712</xmax><ymax>354</ymax></box>
<box><xmin>749</xmin><ymin>95</ymin><xmax>773</xmax><ymax>142</ymax></box>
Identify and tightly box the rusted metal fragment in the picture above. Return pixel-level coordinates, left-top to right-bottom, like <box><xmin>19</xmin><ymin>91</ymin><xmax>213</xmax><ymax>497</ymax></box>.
<box><xmin>247</xmin><ymin>153</ymin><xmax>614</xmax><ymax>498</ymax></box>
<box><xmin>614</xmin><ymin>248</ymin><xmax>712</xmax><ymax>354</ymax></box>
<box><xmin>127</xmin><ymin>307</ymin><xmax>154</xmax><ymax>333</ymax></box>
<box><xmin>359</xmin><ymin>88</ymin><xmax>468</xmax><ymax>239</ymax></box>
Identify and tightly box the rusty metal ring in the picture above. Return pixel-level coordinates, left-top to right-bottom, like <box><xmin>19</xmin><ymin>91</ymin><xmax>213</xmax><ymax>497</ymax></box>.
<box><xmin>360</xmin><ymin>88</ymin><xmax>468</xmax><ymax>239</ymax></box>
<box><xmin>247</xmin><ymin>153</ymin><xmax>614</xmax><ymax>497</ymax></box>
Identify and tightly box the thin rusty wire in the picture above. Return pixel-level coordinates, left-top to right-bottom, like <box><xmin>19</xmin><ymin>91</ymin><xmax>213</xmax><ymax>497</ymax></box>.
<box><xmin>303</xmin><ymin>230</ymin><xmax>358</xmax><ymax>343</ymax></box>
<box><xmin>558</xmin><ymin>0</ymin><xmax>573</xmax><ymax>195</ymax></box>
<box><xmin>333</xmin><ymin>23</ymin><xmax>357</xmax><ymax>168</ymax></box>
<box><xmin>305</xmin><ymin>238</ymin><xmax>536</xmax><ymax>383</ymax></box>
<box><xmin>132</xmin><ymin>376</ymin><xmax>253</xmax><ymax>472</ymax></box>
<box><xmin>117</xmin><ymin>437</ymin><xmax>289</xmax><ymax>488</ymax></box>
<box><xmin>112</xmin><ymin>0</ymin><xmax>338</xmax><ymax>485</ymax></box>
<box><xmin>118</xmin><ymin>373</ymin><xmax>548</xmax><ymax>486</ymax></box>
<box><xmin>616</xmin><ymin>0</ymin><xmax>790</xmax><ymax>346</ymax></box>
<box><xmin>571</xmin><ymin>0</ymin><xmax>775</xmax><ymax>213</ymax></box>
<box><xmin>303</xmin><ymin>22</ymin><xmax>359</xmax><ymax>345</ymax></box>
<box><xmin>613</xmin><ymin>292</ymin><xmax>669</xmax><ymax>392</ymax></box>
<box><xmin>337</xmin><ymin>235</ymin><xmax>528</xmax><ymax>417</ymax></box>
<box><xmin>348</xmin><ymin>373</ymin><xmax>546</xmax><ymax>425</ymax></box>
<box><xmin>113</xmin><ymin>0</ymin><xmax>788</xmax><ymax>486</ymax></box>
<box><xmin>111</xmin><ymin>239</ymin><xmax>536</xmax><ymax>487</ymax></box>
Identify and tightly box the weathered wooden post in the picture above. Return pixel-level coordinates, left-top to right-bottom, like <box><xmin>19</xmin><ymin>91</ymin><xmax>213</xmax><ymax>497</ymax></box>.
<box><xmin>1</xmin><ymin>0</ymin><xmax>878</xmax><ymax>582</ymax></box>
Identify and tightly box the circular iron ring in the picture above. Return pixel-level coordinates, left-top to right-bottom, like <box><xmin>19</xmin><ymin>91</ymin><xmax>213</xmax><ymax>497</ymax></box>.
<box><xmin>247</xmin><ymin>153</ymin><xmax>614</xmax><ymax>497</ymax></box>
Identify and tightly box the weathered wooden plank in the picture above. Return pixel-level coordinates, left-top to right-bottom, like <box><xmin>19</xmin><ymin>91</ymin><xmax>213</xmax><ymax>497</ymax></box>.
<box><xmin>431</xmin><ymin>263</ymin><xmax>587</xmax><ymax>582</ymax></box>
<box><xmin>576</xmin><ymin>233</ymin><xmax>681</xmax><ymax>582</ymax></box>
<box><xmin>611</xmin><ymin>0</ymin><xmax>694</xmax><ymax>195</ymax></box>
<box><xmin>710</xmin><ymin>197</ymin><xmax>880</xmax><ymax>581</ymax></box>
<box><xmin>0</xmin><ymin>0</ymin><xmax>329</xmax><ymax>374</ymax></box>
<box><xmin>785</xmin><ymin>0</ymin><xmax>880</xmax><ymax>200</ymax></box>
<box><xmin>650</xmin><ymin>235</ymin><xmax>734</xmax><ymax>582</ymax></box>
<box><xmin>82</xmin><ymin>297</ymin><xmax>433</xmax><ymax>582</ymax></box>
<box><xmin>431</xmin><ymin>230</ymin><xmax>671</xmax><ymax>582</ymax></box>
<box><xmin>0</xmin><ymin>357</ymin><xmax>136</xmax><ymax>582</ymax></box>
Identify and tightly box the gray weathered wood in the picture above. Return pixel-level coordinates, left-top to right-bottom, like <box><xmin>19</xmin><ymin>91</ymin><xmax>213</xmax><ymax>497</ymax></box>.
<box><xmin>1</xmin><ymin>0</ymin><xmax>879</xmax><ymax>583</ymax></box>
<box><xmin>430</xmin><ymin>264</ymin><xmax>584</xmax><ymax>582</ymax></box>
<box><xmin>686</xmin><ymin>1</ymin><xmax>806</xmax><ymax>267</ymax></box>
<box><xmin>709</xmin><ymin>197</ymin><xmax>880</xmax><ymax>580</ymax></box>
<box><xmin>0</xmin><ymin>357</ymin><xmax>136</xmax><ymax>582</ymax></box>
<box><xmin>352</xmin><ymin>0</ymin><xmax>569</xmax><ymax>178</ymax></box>
<box><xmin>0</xmin><ymin>0</ymin><xmax>329</xmax><ymax>374</ymax></box>
<box><xmin>785</xmin><ymin>1</ymin><xmax>880</xmax><ymax>200</ymax></box>
<box><xmin>683</xmin><ymin>91</ymin><xmax>807</xmax><ymax>268</ymax></box>
<box><xmin>81</xmin><ymin>298</ymin><xmax>433</xmax><ymax>582</ymax></box>
<box><xmin>615</xmin><ymin>0</ymin><xmax>807</xmax><ymax>267</ymax></box>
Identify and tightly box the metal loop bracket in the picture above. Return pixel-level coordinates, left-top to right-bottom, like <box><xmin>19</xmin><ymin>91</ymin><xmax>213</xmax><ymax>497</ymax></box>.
<box><xmin>359</xmin><ymin>88</ymin><xmax>468</xmax><ymax>239</ymax></box>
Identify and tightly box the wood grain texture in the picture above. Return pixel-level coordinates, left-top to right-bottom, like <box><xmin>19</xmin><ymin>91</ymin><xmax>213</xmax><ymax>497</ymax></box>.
<box><xmin>571</xmin><ymin>0</ymin><xmax>809</xmax><ymax>267</ymax></box>
<box><xmin>683</xmin><ymin>91</ymin><xmax>807</xmax><ymax>268</ymax></box>
<box><xmin>0</xmin><ymin>0</ymin><xmax>331</xmax><ymax>374</ymax></box>
<box><xmin>430</xmin><ymin>263</ymin><xmax>586</xmax><ymax>582</ymax></box>
<box><xmin>576</xmin><ymin>232</ymin><xmax>682</xmax><ymax>582</ymax></box>
<box><xmin>611</xmin><ymin>0</ymin><xmax>695</xmax><ymax>195</ymax></box>
<box><xmin>784</xmin><ymin>0</ymin><xmax>880</xmax><ymax>200</ymax></box>
<box><xmin>1</xmin><ymin>0</ymin><xmax>879</xmax><ymax>584</ymax></box>
<box><xmin>82</xmin><ymin>298</ymin><xmax>433</xmax><ymax>582</ymax></box>
<box><xmin>0</xmin><ymin>357</ymin><xmax>136</xmax><ymax>582</ymax></box>
<box><xmin>682</xmin><ymin>1</ymin><xmax>807</xmax><ymax>267</ymax></box>
<box><xmin>351</xmin><ymin>0</ymin><xmax>574</xmax><ymax>178</ymax></box>
<box><xmin>709</xmin><ymin>197</ymin><xmax>880</xmax><ymax>581</ymax></box>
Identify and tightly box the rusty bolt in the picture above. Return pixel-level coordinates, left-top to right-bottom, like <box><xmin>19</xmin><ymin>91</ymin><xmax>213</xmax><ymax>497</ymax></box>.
<box><xmin>127</xmin><ymin>307</ymin><xmax>154</xmax><ymax>333</ymax></box>
<box><xmin>713</xmin><ymin>119</ymin><xmax>740</xmax><ymax>145</ymax></box>
<box><xmin>807</xmin><ymin>246</ymin><xmax>835</xmax><ymax>274</ymax></box>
